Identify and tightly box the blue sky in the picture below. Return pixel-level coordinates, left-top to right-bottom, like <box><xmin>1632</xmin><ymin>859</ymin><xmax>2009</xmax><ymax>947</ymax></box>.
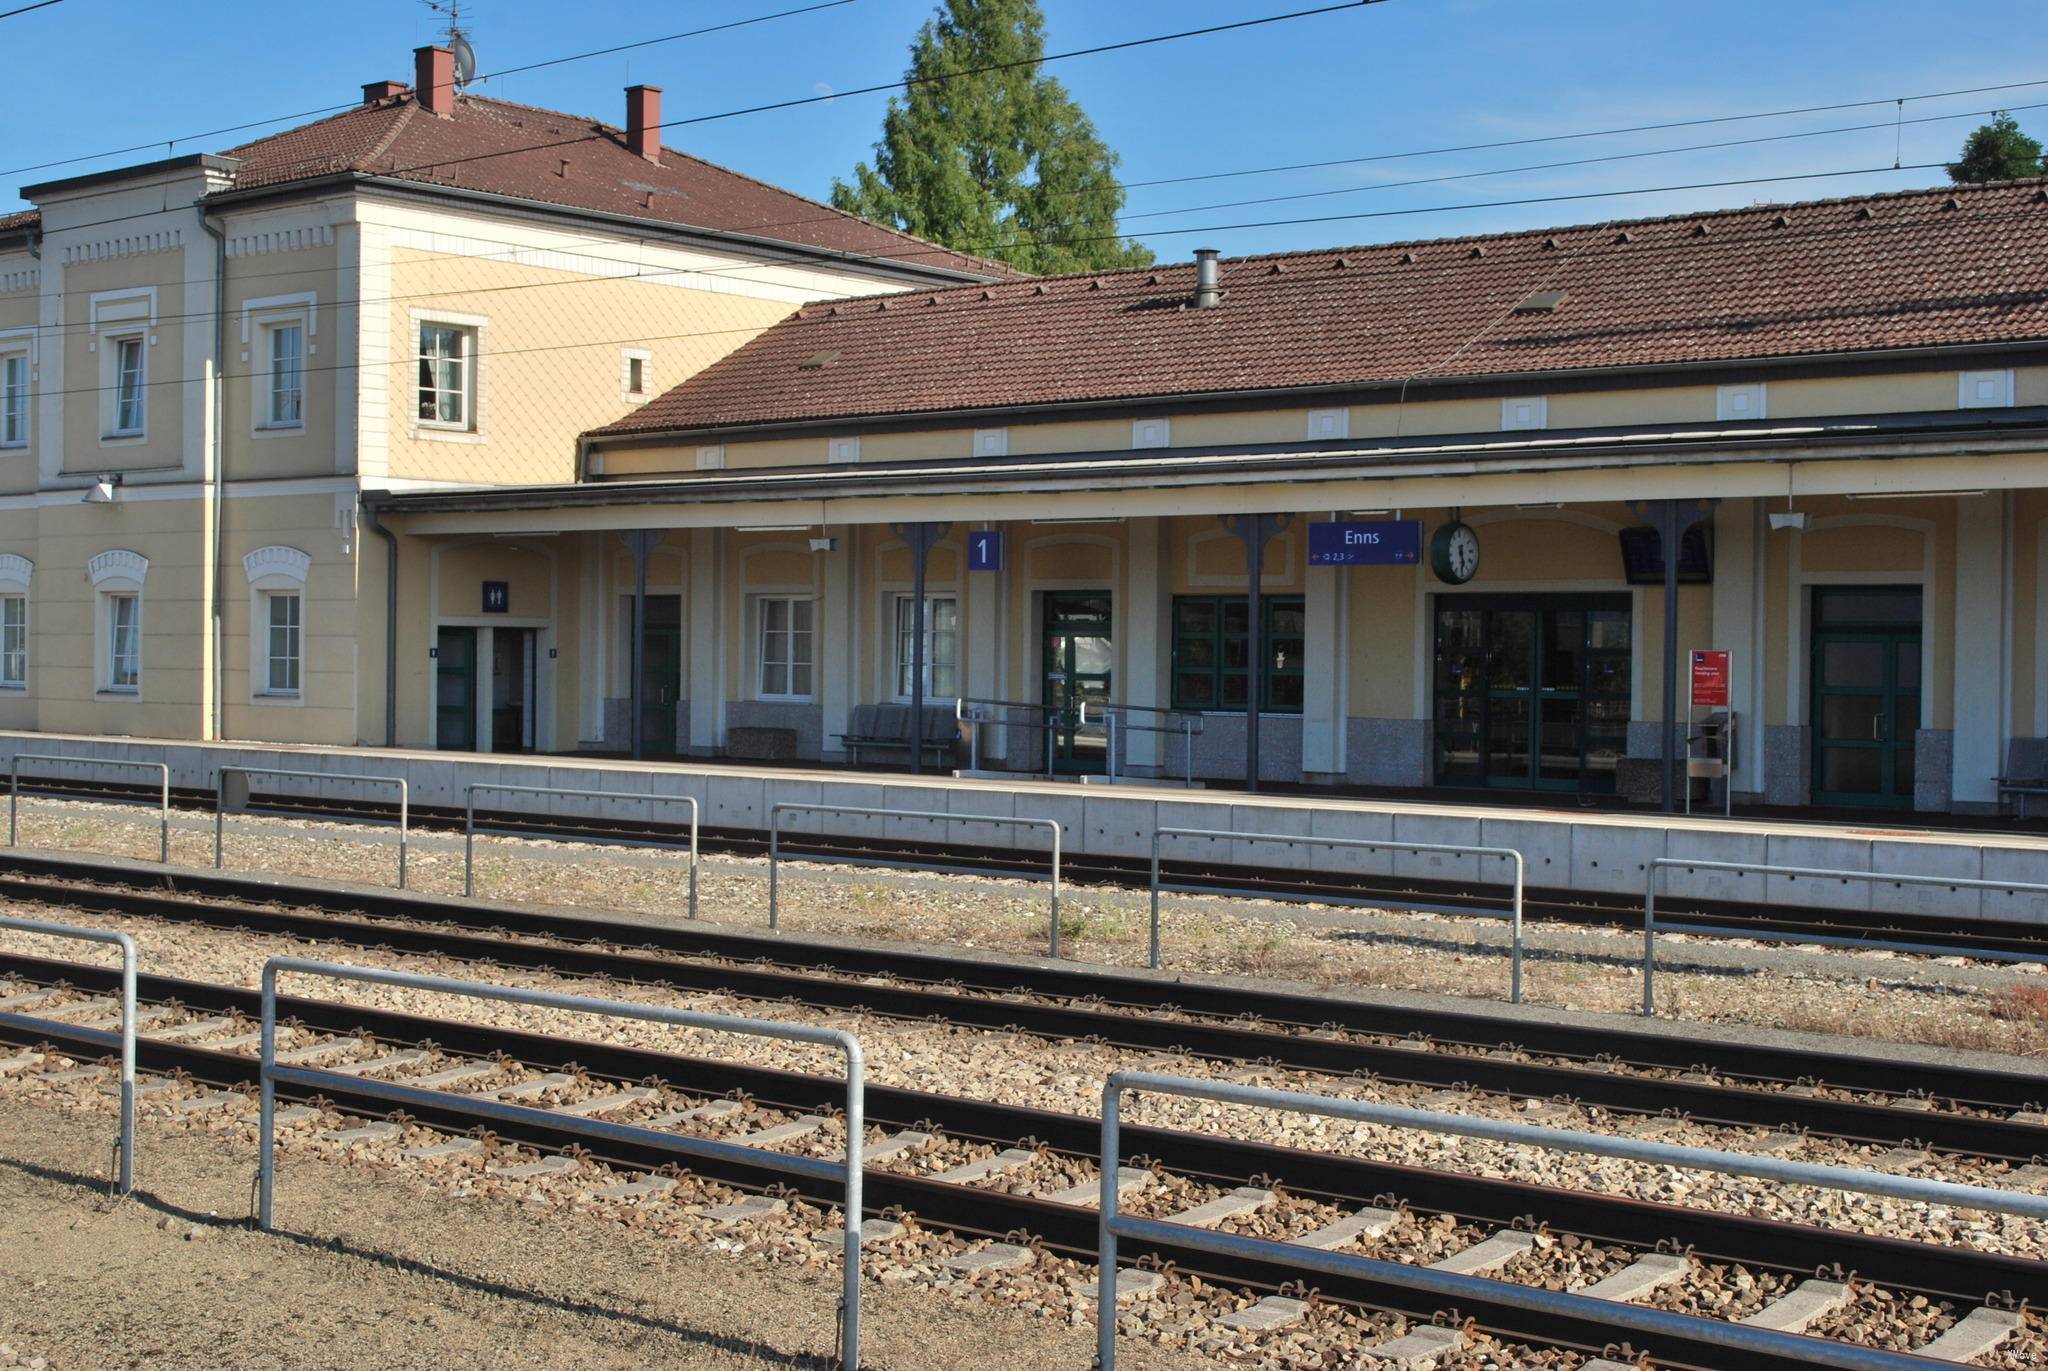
<box><xmin>5</xmin><ymin>0</ymin><xmax>2045</xmax><ymax>256</ymax></box>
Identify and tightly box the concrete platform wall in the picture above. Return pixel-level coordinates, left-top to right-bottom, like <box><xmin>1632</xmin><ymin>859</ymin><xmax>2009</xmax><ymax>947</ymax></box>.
<box><xmin>5</xmin><ymin>731</ymin><xmax>2047</xmax><ymax>923</ymax></box>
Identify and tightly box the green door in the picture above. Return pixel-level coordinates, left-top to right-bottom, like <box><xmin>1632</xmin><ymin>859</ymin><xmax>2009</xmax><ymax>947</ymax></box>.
<box><xmin>1810</xmin><ymin>586</ymin><xmax>1921</xmax><ymax>808</ymax></box>
<box><xmin>435</xmin><ymin>626</ymin><xmax>477</xmax><ymax>751</ymax></box>
<box><xmin>1041</xmin><ymin>592</ymin><xmax>1112</xmax><ymax>773</ymax></box>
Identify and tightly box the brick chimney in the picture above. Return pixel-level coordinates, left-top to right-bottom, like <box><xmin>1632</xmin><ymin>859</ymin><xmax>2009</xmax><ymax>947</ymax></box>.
<box><xmin>626</xmin><ymin>85</ymin><xmax>662</xmax><ymax>163</ymax></box>
<box><xmin>362</xmin><ymin>79</ymin><xmax>408</xmax><ymax>107</ymax></box>
<box><xmin>415</xmin><ymin>45</ymin><xmax>456</xmax><ymax>117</ymax></box>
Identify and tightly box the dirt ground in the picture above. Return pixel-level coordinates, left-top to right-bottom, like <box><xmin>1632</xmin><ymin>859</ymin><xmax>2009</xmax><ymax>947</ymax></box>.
<box><xmin>0</xmin><ymin>1102</ymin><xmax>1207</xmax><ymax>1371</ymax></box>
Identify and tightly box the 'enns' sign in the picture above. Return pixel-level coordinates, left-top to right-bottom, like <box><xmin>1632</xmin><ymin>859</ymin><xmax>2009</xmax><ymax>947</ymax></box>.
<box><xmin>1306</xmin><ymin>520</ymin><xmax>1421</xmax><ymax>566</ymax></box>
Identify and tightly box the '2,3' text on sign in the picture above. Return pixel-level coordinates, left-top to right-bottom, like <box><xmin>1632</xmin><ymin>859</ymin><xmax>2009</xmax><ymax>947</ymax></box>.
<box><xmin>1306</xmin><ymin>520</ymin><xmax>1422</xmax><ymax>566</ymax></box>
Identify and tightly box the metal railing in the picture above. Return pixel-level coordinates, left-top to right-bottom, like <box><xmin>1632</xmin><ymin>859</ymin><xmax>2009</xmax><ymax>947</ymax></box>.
<box><xmin>767</xmin><ymin>801</ymin><xmax>1065</xmax><ymax>954</ymax></box>
<box><xmin>257</xmin><ymin>956</ymin><xmax>865</xmax><ymax>1369</ymax></box>
<box><xmin>1150</xmin><ymin>827</ymin><xmax>1525</xmax><ymax>1002</ymax></box>
<box><xmin>1097</xmin><ymin>1070</ymin><xmax>2048</xmax><ymax>1371</ymax></box>
<box><xmin>8</xmin><ymin>754</ymin><xmax>171</xmax><ymax>863</ymax></box>
<box><xmin>463</xmin><ymin>783</ymin><xmax>698</xmax><ymax>916</ymax></box>
<box><xmin>958</xmin><ymin>697</ymin><xmax>1072</xmax><ymax>777</ymax></box>
<box><xmin>0</xmin><ymin>915</ymin><xmax>137</xmax><ymax>1193</ymax></box>
<box><xmin>216</xmin><ymin>766</ymin><xmax>410</xmax><ymax>889</ymax></box>
<box><xmin>1643</xmin><ymin>857</ymin><xmax>2048</xmax><ymax>1016</ymax></box>
<box><xmin>1102</xmin><ymin>705</ymin><xmax>1202</xmax><ymax>787</ymax></box>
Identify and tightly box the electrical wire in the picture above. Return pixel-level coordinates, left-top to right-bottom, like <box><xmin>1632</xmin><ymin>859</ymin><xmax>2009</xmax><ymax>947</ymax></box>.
<box><xmin>0</xmin><ymin>0</ymin><xmax>66</xmax><ymax>19</ymax></box>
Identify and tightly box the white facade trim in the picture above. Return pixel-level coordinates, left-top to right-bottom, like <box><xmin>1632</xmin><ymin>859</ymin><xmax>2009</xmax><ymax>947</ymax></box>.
<box><xmin>88</xmin><ymin>549</ymin><xmax>149</xmax><ymax>589</ymax></box>
<box><xmin>225</xmin><ymin>225</ymin><xmax>336</xmax><ymax>258</ymax></box>
<box><xmin>242</xmin><ymin>545</ymin><xmax>312</xmax><ymax>588</ymax></box>
<box><xmin>0</xmin><ymin>555</ymin><xmax>33</xmax><ymax>594</ymax></box>
<box><xmin>239</xmin><ymin>291</ymin><xmax>320</xmax><ymax>345</ymax></box>
<box><xmin>64</xmin><ymin>229</ymin><xmax>184</xmax><ymax>266</ymax></box>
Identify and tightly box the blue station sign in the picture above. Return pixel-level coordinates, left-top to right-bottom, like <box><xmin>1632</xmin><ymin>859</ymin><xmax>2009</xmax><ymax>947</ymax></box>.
<box><xmin>1307</xmin><ymin>519</ymin><xmax>1422</xmax><ymax>566</ymax></box>
<box><xmin>967</xmin><ymin>529</ymin><xmax>1004</xmax><ymax>572</ymax></box>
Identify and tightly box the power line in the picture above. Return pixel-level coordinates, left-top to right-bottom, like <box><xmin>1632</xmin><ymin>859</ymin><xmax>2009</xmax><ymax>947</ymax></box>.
<box><xmin>0</xmin><ymin>0</ymin><xmax>66</xmax><ymax>19</ymax></box>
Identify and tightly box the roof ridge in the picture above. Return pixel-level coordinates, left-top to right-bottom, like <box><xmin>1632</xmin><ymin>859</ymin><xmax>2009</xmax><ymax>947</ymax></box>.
<box><xmin>360</xmin><ymin>99</ymin><xmax>419</xmax><ymax>172</ymax></box>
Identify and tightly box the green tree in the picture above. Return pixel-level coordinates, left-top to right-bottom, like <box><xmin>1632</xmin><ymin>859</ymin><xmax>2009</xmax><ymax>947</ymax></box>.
<box><xmin>1947</xmin><ymin>112</ymin><xmax>2046</xmax><ymax>184</ymax></box>
<box><xmin>831</xmin><ymin>0</ymin><xmax>1153</xmax><ymax>274</ymax></box>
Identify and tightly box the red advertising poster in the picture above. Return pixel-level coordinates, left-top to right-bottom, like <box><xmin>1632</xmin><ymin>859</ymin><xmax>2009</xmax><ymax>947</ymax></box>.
<box><xmin>1690</xmin><ymin>649</ymin><xmax>1731</xmax><ymax>708</ymax></box>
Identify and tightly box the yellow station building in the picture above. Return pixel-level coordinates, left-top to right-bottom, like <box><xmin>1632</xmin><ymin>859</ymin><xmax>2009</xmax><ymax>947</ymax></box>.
<box><xmin>5</xmin><ymin>45</ymin><xmax>2048</xmax><ymax>815</ymax></box>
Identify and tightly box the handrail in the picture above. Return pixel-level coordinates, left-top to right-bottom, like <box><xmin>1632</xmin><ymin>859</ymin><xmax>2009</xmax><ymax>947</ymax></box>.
<box><xmin>1644</xmin><ymin>856</ymin><xmax>2048</xmax><ymax>1016</ymax></box>
<box><xmin>1150</xmin><ymin>826</ymin><xmax>1525</xmax><ymax>1002</ymax></box>
<box><xmin>0</xmin><ymin>915</ymin><xmax>137</xmax><ymax>1192</ymax></box>
<box><xmin>1097</xmin><ymin>1070</ymin><xmax>2048</xmax><ymax>1371</ymax></box>
<box><xmin>957</xmin><ymin>698</ymin><xmax>1077</xmax><ymax>777</ymax></box>
<box><xmin>1102</xmin><ymin>708</ymin><xmax>1202</xmax><ymax>786</ymax></box>
<box><xmin>258</xmin><ymin>956</ymin><xmax>865</xmax><ymax>1368</ymax></box>
<box><xmin>8</xmin><ymin>754</ymin><xmax>171</xmax><ymax>863</ymax></box>
<box><xmin>463</xmin><ymin>782</ymin><xmax>698</xmax><ymax>917</ymax></box>
<box><xmin>767</xmin><ymin>801</ymin><xmax>1064</xmax><ymax>955</ymax></box>
<box><xmin>215</xmin><ymin>766</ymin><xmax>410</xmax><ymax>889</ymax></box>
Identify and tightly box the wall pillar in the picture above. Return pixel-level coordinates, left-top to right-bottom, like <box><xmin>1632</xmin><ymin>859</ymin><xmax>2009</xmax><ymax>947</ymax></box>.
<box><xmin>818</xmin><ymin>525</ymin><xmax>857</xmax><ymax>762</ymax></box>
<box><xmin>1710</xmin><ymin>497</ymin><xmax>1763</xmax><ymax>799</ymax></box>
<box><xmin>687</xmin><ymin>526</ymin><xmax>722</xmax><ymax>754</ymax></box>
<box><xmin>1122</xmin><ymin>516</ymin><xmax>1166</xmax><ymax>774</ymax></box>
<box><xmin>964</xmin><ymin>523</ymin><xmax>1002</xmax><ymax>758</ymax></box>
<box><xmin>1301</xmin><ymin>545</ymin><xmax>1347</xmax><ymax>783</ymax></box>
<box><xmin>1953</xmin><ymin>494</ymin><xmax>2007</xmax><ymax>811</ymax></box>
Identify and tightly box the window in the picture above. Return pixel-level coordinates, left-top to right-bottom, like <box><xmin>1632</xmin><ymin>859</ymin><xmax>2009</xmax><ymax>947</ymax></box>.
<box><xmin>111</xmin><ymin>337</ymin><xmax>145</xmax><ymax>436</ymax></box>
<box><xmin>262</xmin><ymin>592</ymin><xmax>302</xmax><ymax>695</ymax></box>
<box><xmin>1500</xmin><ymin>396</ymin><xmax>1547</xmax><ymax>431</ymax></box>
<box><xmin>894</xmin><ymin>594</ymin><xmax>959</xmax><ymax>698</ymax></box>
<box><xmin>756</xmin><ymin>596</ymin><xmax>814</xmax><ymax>699</ymax></box>
<box><xmin>621</xmin><ymin>347</ymin><xmax>652</xmax><ymax>401</ymax></box>
<box><xmin>417</xmin><ymin>323</ymin><xmax>473</xmax><ymax>427</ymax></box>
<box><xmin>0</xmin><ymin>595</ymin><xmax>24</xmax><ymax>687</ymax></box>
<box><xmin>265</xmin><ymin>323</ymin><xmax>304</xmax><ymax>428</ymax></box>
<box><xmin>1171</xmin><ymin>595</ymin><xmax>1306</xmax><ymax>713</ymax></box>
<box><xmin>106</xmin><ymin>593</ymin><xmax>139</xmax><ymax>690</ymax></box>
<box><xmin>0</xmin><ymin>353</ymin><xmax>26</xmax><ymax>448</ymax></box>
<box><xmin>1959</xmin><ymin>369</ymin><xmax>2015</xmax><ymax>409</ymax></box>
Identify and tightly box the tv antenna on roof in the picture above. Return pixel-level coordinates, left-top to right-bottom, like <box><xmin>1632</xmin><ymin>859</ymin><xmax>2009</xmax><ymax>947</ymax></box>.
<box><xmin>423</xmin><ymin>0</ymin><xmax>478</xmax><ymax>88</ymax></box>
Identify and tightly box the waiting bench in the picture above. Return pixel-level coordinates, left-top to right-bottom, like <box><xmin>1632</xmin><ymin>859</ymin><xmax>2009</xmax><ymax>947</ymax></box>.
<box><xmin>836</xmin><ymin>703</ymin><xmax>961</xmax><ymax>768</ymax></box>
<box><xmin>1997</xmin><ymin>738</ymin><xmax>2048</xmax><ymax>818</ymax></box>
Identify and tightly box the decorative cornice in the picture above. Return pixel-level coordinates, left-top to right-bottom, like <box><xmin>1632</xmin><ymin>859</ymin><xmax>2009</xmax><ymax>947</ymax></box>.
<box><xmin>226</xmin><ymin>225</ymin><xmax>335</xmax><ymax>258</ymax></box>
<box><xmin>87</xmin><ymin>549</ymin><xmax>149</xmax><ymax>588</ymax></box>
<box><xmin>62</xmin><ymin>229</ymin><xmax>184</xmax><ymax>265</ymax></box>
<box><xmin>0</xmin><ymin>555</ymin><xmax>33</xmax><ymax>592</ymax></box>
<box><xmin>241</xmin><ymin>544</ymin><xmax>311</xmax><ymax>586</ymax></box>
<box><xmin>0</xmin><ymin>267</ymin><xmax>35</xmax><ymax>294</ymax></box>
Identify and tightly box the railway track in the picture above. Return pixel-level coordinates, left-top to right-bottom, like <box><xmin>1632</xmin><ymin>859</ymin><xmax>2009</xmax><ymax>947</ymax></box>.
<box><xmin>1</xmin><ymin>953</ymin><xmax>2041</xmax><ymax>1370</ymax></box>
<box><xmin>21</xmin><ymin>776</ymin><xmax>2048</xmax><ymax>962</ymax></box>
<box><xmin>1</xmin><ymin>851</ymin><xmax>2046</xmax><ymax>1170</ymax></box>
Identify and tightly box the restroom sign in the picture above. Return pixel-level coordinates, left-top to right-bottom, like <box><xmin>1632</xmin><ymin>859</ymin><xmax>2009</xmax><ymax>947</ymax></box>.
<box><xmin>481</xmin><ymin>581</ymin><xmax>509</xmax><ymax>614</ymax></box>
<box><xmin>1690</xmin><ymin>649</ymin><xmax>1730</xmax><ymax>708</ymax></box>
<box><xmin>967</xmin><ymin>529</ymin><xmax>1004</xmax><ymax>572</ymax></box>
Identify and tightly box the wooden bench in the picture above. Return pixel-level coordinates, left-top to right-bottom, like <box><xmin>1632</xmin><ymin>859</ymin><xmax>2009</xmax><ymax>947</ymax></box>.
<box><xmin>1997</xmin><ymin>738</ymin><xmax>2048</xmax><ymax>818</ymax></box>
<box><xmin>836</xmin><ymin>703</ymin><xmax>960</xmax><ymax>768</ymax></box>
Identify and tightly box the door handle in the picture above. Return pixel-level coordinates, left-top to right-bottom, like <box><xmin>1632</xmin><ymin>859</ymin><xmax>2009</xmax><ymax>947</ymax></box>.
<box><xmin>1872</xmin><ymin>717</ymin><xmax>1881</xmax><ymax>741</ymax></box>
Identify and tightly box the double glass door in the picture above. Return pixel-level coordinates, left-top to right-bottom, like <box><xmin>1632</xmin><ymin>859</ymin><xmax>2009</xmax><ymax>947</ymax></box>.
<box><xmin>1434</xmin><ymin>596</ymin><xmax>1632</xmax><ymax>792</ymax></box>
<box><xmin>1042</xmin><ymin>592</ymin><xmax>1112</xmax><ymax>773</ymax></box>
<box><xmin>1810</xmin><ymin>586</ymin><xmax>1921</xmax><ymax>808</ymax></box>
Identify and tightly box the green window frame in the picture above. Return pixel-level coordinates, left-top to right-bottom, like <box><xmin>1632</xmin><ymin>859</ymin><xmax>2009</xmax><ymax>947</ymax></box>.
<box><xmin>1170</xmin><ymin>595</ymin><xmax>1305</xmax><ymax>713</ymax></box>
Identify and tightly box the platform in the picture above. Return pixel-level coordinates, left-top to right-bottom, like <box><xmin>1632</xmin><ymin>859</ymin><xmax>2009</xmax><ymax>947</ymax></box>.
<box><xmin>5</xmin><ymin>730</ymin><xmax>2047</xmax><ymax>921</ymax></box>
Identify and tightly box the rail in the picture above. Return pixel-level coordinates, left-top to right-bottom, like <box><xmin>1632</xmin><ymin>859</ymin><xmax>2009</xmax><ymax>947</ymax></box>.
<box><xmin>1097</xmin><ymin>1070</ymin><xmax>2048</xmax><ymax>1371</ymax></box>
<box><xmin>0</xmin><ymin>914</ymin><xmax>137</xmax><ymax>1193</ymax></box>
<box><xmin>1101</xmin><ymin>706</ymin><xmax>1202</xmax><ymax>787</ymax></box>
<box><xmin>215</xmin><ymin>766</ymin><xmax>410</xmax><ymax>889</ymax></box>
<box><xmin>957</xmin><ymin>696</ymin><xmax>1072</xmax><ymax>777</ymax></box>
<box><xmin>1150</xmin><ymin>827</ymin><xmax>1525</xmax><ymax>1002</ymax></box>
<box><xmin>767</xmin><ymin>801</ymin><xmax>1065</xmax><ymax>955</ymax></box>
<box><xmin>463</xmin><ymin>782</ymin><xmax>698</xmax><ymax>916</ymax></box>
<box><xmin>257</xmin><ymin>956</ymin><xmax>865</xmax><ymax>1369</ymax></box>
<box><xmin>8</xmin><ymin>754</ymin><xmax>171</xmax><ymax>863</ymax></box>
<box><xmin>1643</xmin><ymin>857</ymin><xmax>2048</xmax><ymax>1016</ymax></box>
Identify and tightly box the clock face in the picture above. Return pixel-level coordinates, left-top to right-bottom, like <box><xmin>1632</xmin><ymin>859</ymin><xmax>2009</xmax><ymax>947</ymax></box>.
<box><xmin>1431</xmin><ymin>521</ymin><xmax>1481</xmax><ymax>584</ymax></box>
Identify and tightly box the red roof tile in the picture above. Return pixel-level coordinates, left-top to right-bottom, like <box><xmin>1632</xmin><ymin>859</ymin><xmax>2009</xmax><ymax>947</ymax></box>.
<box><xmin>592</xmin><ymin>178</ymin><xmax>2048</xmax><ymax>438</ymax></box>
<box><xmin>217</xmin><ymin>92</ymin><xmax>1014</xmax><ymax>281</ymax></box>
<box><xmin>0</xmin><ymin>209</ymin><xmax>38</xmax><ymax>234</ymax></box>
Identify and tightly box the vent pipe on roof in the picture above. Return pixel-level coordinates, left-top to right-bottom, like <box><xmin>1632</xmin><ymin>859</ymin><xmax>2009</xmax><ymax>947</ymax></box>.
<box><xmin>415</xmin><ymin>46</ymin><xmax>456</xmax><ymax>117</ymax></box>
<box><xmin>626</xmin><ymin>85</ymin><xmax>663</xmax><ymax>163</ymax></box>
<box><xmin>1193</xmin><ymin>247</ymin><xmax>1221</xmax><ymax>309</ymax></box>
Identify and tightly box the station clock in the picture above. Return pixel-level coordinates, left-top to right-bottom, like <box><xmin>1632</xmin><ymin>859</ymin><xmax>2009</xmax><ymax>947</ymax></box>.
<box><xmin>1429</xmin><ymin>519</ymin><xmax>1481</xmax><ymax>584</ymax></box>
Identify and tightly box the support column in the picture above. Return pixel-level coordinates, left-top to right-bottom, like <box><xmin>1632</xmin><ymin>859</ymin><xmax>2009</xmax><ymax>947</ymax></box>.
<box><xmin>624</xmin><ymin>529</ymin><xmax>659</xmax><ymax>760</ymax></box>
<box><xmin>890</xmin><ymin>521</ymin><xmax>951</xmax><ymax>774</ymax></box>
<box><xmin>1122</xmin><ymin>517</ymin><xmax>1166</xmax><ymax>775</ymax></box>
<box><xmin>1954</xmin><ymin>493</ymin><xmax>2006</xmax><ymax>811</ymax></box>
<box><xmin>819</xmin><ymin>525</ymin><xmax>857</xmax><ymax>763</ymax></box>
<box><xmin>687</xmin><ymin>527</ymin><xmax>722</xmax><ymax>755</ymax></box>
<box><xmin>1219</xmin><ymin>512</ymin><xmax>1292</xmax><ymax>791</ymax></box>
<box><xmin>1301</xmin><ymin>548</ymin><xmax>1347</xmax><ymax>784</ymax></box>
<box><xmin>1709</xmin><ymin>499</ymin><xmax>1761</xmax><ymax>800</ymax></box>
<box><xmin>964</xmin><ymin>523</ymin><xmax>1002</xmax><ymax>755</ymax></box>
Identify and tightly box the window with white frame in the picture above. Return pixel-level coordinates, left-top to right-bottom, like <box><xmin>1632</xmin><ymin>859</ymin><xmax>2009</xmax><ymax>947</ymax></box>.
<box><xmin>893</xmin><ymin>594</ymin><xmax>959</xmax><ymax>699</ymax></box>
<box><xmin>264</xmin><ymin>322</ymin><xmax>304</xmax><ymax>428</ymax></box>
<box><xmin>0</xmin><ymin>351</ymin><xmax>27</xmax><ymax>448</ymax></box>
<box><xmin>621</xmin><ymin>347</ymin><xmax>652</xmax><ymax>402</ymax></box>
<box><xmin>756</xmin><ymin>596</ymin><xmax>814</xmax><ymax>699</ymax></box>
<box><xmin>242</xmin><ymin>545</ymin><xmax>311</xmax><ymax>704</ymax></box>
<box><xmin>417</xmin><ymin>322</ymin><xmax>476</xmax><ymax>428</ymax></box>
<box><xmin>262</xmin><ymin>592</ymin><xmax>301</xmax><ymax>694</ymax></box>
<box><xmin>0</xmin><ymin>595</ymin><xmax>25</xmax><ymax>688</ymax></box>
<box><xmin>109</xmin><ymin>335</ymin><xmax>146</xmax><ymax>437</ymax></box>
<box><xmin>106</xmin><ymin>593</ymin><xmax>140</xmax><ymax>690</ymax></box>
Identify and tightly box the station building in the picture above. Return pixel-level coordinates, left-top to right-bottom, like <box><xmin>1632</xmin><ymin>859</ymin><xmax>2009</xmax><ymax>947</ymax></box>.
<box><xmin>5</xmin><ymin>46</ymin><xmax>2048</xmax><ymax>816</ymax></box>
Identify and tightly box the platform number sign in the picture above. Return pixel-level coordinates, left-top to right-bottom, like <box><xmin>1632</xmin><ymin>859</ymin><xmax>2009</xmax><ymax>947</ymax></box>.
<box><xmin>481</xmin><ymin>581</ymin><xmax>509</xmax><ymax>614</ymax></box>
<box><xmin>968</xmin><ymin>529</ymin><xmax>1004</xmax><ymax>572</ymax></box>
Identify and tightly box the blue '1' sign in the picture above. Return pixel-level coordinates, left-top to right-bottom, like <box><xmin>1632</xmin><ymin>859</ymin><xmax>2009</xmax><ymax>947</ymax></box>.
<box><xmin>967</xmin><ymin>529</ymin><xmax>1004</xmax><ymax>572</ymax></box>
<box><xmin>1307</xmin><ymin>519</ymin><xmax>1422</xmax><ymax>566</ymax></box>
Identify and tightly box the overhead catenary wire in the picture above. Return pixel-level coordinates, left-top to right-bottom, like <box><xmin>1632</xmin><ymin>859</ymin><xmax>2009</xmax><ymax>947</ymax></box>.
<box><xmin>0</xmin><ymin>0</ymin><xmax>65</xmax><ymax>19</ymax></box>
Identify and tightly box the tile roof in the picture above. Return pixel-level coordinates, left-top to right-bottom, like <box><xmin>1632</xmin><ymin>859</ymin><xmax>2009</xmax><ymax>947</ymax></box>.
<box><xmin>591</xmin><ymin>178</ymin><xmax>2048</xmax><ymax>439</ymax></box>
<box><xmin>215</xmin><ymin>91</ymin><xmax>1015</xmax><ymax>280</ymax></box>
<box><xmin>0</xmin><ymin>209</ymin><xmax>38</xmax><ymax>235</ymax></box>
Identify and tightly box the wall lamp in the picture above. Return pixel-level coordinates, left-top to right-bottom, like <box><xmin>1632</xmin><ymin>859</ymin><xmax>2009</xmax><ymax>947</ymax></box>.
<box><xmin>81</xmin><ymin>474</ymin><xmax>121</xmax><ymax>505</ymax></box>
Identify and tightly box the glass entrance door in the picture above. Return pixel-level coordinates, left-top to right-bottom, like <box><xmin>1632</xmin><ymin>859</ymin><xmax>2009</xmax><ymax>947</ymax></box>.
<box><xmin>435</xmin><ymin>627</ymin><xmax>477</xmax><ymax>751</ymax></box>
<box><xmin>1041</xmin><ymin>592</ymin><xmax>1112</xmax><ymax>773</ymax></box>
<box><xmin>491</xmin><ymin>628</ymin><xmax>537</xmax><ymax>753</ymax></box>
<box><xmin>1434</xmin><ymin>596</ymin><xmax>1631</xmax><ymax>792</ymax></box>
<box><xmin>635</xmin><ymin>594</ymin><xmax>682</xmax><ymax>757</ymax></box>
<box><xmin>1810</xmin><ymin>586</ymin><xmax>1921</xmax><ymax>808</ymax></box>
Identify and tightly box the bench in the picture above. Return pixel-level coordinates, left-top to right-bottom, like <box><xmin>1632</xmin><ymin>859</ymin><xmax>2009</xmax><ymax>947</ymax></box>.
<box><xmin>836</xmin><ymin>703</ymin><xmax>960</xmax><ymax>768</ymax></box>
<box><xmin>1997</xmin><ymin>738</ymin><xmax>2048</xmax><ymax>818</ymax></box>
